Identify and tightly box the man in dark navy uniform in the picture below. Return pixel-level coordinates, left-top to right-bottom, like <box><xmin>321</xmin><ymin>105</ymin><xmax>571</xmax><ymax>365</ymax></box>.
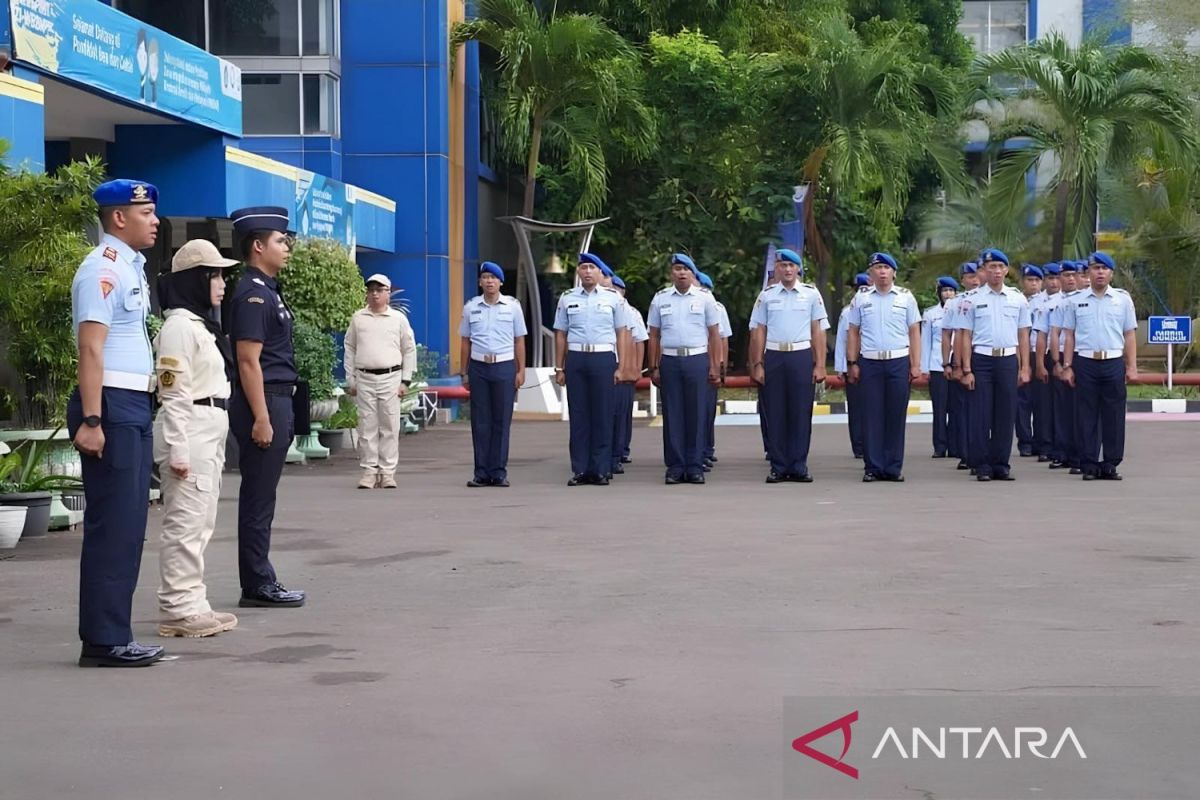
<box><xmin>228</xmin><ymin>207</ymin><xmax>306</xmax><ymax>608</ymax></box>
<box><xmin>69</xmin><ymin>179</ymin><xmax>164</xmax><ymax>667</ymax></box>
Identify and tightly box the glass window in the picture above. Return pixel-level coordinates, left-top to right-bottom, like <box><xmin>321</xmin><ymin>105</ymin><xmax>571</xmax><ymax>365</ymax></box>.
<box><xmin>302</xmin><ymin>0</ymin><xmax>336</xmax><ymax>56</ymax></box>
<box><xmin>242</xmin><ymin>73</ymin><xmax>300</xmax><ymax>134</ymax></box>
<box><xmin>117</xmin><ymin>0</ymin><xmax>206</xmax><ymax>48</ymax></box>
<box><xmin>210</xmin><ymin>0</ymin><xmax>299</xmax><ymax>56</ymax></box>
<box><xmin>959</xmin><ymin>1</ymin><xmax>1027</xmax><ymax>55</ymax></box>
<box><xmin>302</xmin><ymin>74</ymin><xmax>338</xmax><ymax>135</ymax></box>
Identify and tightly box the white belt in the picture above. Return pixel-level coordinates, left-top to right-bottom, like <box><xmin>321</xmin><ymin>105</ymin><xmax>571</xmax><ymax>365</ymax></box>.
<box><xmin>568</xmin><ymin>343</ymin><xmax>615</xmax><ymax>353</ymax></box>
<box><xmin>103</xmin><ymin>369</ymin><xmax>156</xmax><ymax>392</ymax></box>
<box><xmin>661</xmin><ymin>346</ymin><xmax>707</xmax><ymax>357</ymax></box>
<box><xmin>1077</xmin><ymin>349</ymin><xmax>1123</xmax><ymax>360</ymax></box>
<box><xmin>861</xmin><ymin>348</ymin><xmax>909</xmax><ymax>361</ymax></box>
<box><xmin>765</xmin><ymin>341</ymin><xmax>811</xmax><ymax>352</ymax></box>
<box><xmin>974</xmin><ymin>346</ymin><xmax>1017</xmax><ymax>357</ymax></box>
<box><xmin>471</xmin><ymin>351</ymin><xmax>514</xmax><ymax>363</ymax></box>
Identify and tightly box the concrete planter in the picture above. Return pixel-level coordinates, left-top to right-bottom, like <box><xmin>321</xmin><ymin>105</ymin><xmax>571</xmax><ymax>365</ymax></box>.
<box><xmin>0</xmin><ymin>505</ymin><xmax>28</xmax><ymax>549</ymax></box>
<box><xmin>0</xmin><ymin>491</ymin><xmax>52</xmax><ymax>539</ymax></box>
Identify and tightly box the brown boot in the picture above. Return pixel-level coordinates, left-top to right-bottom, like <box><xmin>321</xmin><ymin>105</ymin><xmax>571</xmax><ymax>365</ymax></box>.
<box><xmin>211</xmin><ymin>611</ymin><xmax>239</xmax><ymax>632</ymax></box>
<box><xmin>158</xmin><ymin>613</ymin><xmax>224</xmax><ymax>638</ymax></box>
<box><xmin>357</xmin><ymin>469</ymin><xmax>377</xmax><ymax>489</ymax></box>
<box><xmin>379</xmin><ymin>473</ymin><xmax>397</xmax><ymax>489</ymax></box>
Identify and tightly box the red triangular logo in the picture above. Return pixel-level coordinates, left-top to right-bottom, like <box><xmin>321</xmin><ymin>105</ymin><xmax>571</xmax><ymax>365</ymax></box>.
<box><xmin>792</xmin><ymin>710</ymin><xmax>859</xmax><ymax>779</ymax></box>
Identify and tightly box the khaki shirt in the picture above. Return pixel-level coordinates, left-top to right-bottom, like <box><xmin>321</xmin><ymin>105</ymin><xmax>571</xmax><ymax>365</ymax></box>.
<box><xmin>154</xmin><ymin>308</ymin><xmax>231</xmax><ymax>465</ymax></box>
<box><xmin>344</xmin><ymin>306</ymin><xmax>417</xmax><ymax>389</ymax></box>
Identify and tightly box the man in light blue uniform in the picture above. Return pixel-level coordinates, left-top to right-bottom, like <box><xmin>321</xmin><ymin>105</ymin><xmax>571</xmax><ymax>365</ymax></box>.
<box><xmin>1046</xmin><ymin>261</ymin><xmax>1083</xmax><ymax>471</ymax></box>
<box><xmin>835</xmin><ymin>273</ymin><xmax>870</xmax><ymax>458</ymax></box>
<box><xmin>647</xmin><ymin>254</ymin><xmax>722</xmax><ymax>484</ymax></box>
<box><xmin>749</xmin><ymin>248</ymin><xmax>829</xmax><ymax>482</ymax></box>
<box><xmin>846</xmin><ymin>253</ymin><xmax>921</xmax><ymax>482</ymax></box>
<box><xmin>1015</xmin><ymin>264</ymin><xmax>1044</xmax><ymax>456</ymax></box>
<box><xmin>554</xmin><ymin>254</ymin><xmax>633</xmax><ymax>485</ymax></box>
<box><xmin>696</xmin><ymin>271</ymin><xmax>732</xmax><ymax>470</ymax></box>
<box><xmin>921</xmin><ymin>276</ymin><xmax>959</xmax><ymax>458</ymax></box>
<box><xmin>610</xmin><ymin>274</ymin><xmax>647</xmax><ymax>475</ymax></box>
<box><xmin>68</xmin><ymin>179</ymin><xmax>163</xmax><ymax>668</ymax></box>
<box><xmin>958</xmin><ymin>248</ymin><xmax>1032</xmax><ymax>481</ymax></box>
<box><xmin>1031</xmin><ymin>262</ymin><xmax>1061</xmax><ymax>462</ymax></box>
<box><xmin>459</xmin><ymin>262</ymin><xmax>527</xmax><ymax>487</ymax></box>
<box><xmin>1061</xmin><ymin>252</ymin><xmax>1138</xmax><ymax>480</ymax></box>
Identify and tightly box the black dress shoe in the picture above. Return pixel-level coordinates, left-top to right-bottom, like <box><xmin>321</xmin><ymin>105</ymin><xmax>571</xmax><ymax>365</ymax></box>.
<box><xmin>788</xmin><ymin>473</ymin><xmax>814</xmax><ymax>483</ymax></box>
<box><xmin>765</xmin><ymin>471</ymin><xmax>784</xmax><ymax>484</ymax></box>
<box><xmin>956</xmin><ymin>461</ymin><xmax>969</xmax><ymax>470</ymax></box>
<box><xmin>79</xmin><ymin>641</ymin><xmax>165</xmax><ymax>668</ymax></box>
<box><xmin>492</xmin><ymin>478</ymin><xmax>511</xmax><ymax>487</ymax></box>
<box><xmin>686</xmin><ymin>474</ymin><xmax>705</xmax><ymax>485</ymax></box>
<box><xmin>620</xmin><ymin>456</ymin><xmax>633</xmax><ymax>464</ymax></box>
<box><xmin>853</xmin><ymin>453</ymin><xmax>864</xmax><ymax>459</ymax></box>
<box><xmin>932</xmin><ymin>453</ymin><xmax>947</xmax><ymax>459</ymax></box>
<box><xmin>1018</xmin><ymin>450</ymin><xmax>1034</xmax><ymax>457</ymax></box>
<box><xmin>466</xmin><ymin>478</ymin><xmax>490</xmax><ymax>488</ymax></box>
<box><xmin>1082</xmin><ymin>473</ymin><xmax>1097</xmax><ymax>481</ymax></box>
<box><xmin>994</xmin><ymin>473</ymin><xmax>1015</xmax><ymax>481</ymax></box>
<box><xmin>862</xmin><ymin>473</ymin><xmax>877</xmax><ymax>483</ymax></box>
<box><xmin>1049</xmin><ymin>460</ymin><xmax>1067</xmax><ymax>469</ymax></box>
<box><xmin>969</xmin><ymin>468</ymin><xmax>977</xmax><ymax>476</ymax></box>
<box><xmin>240</xmin><ymin>581</ymin><xmax>306</xmax><ymax>608</ymax></box>
<box><xmin>886</xmin><ymin>474</ymin><xmax>905</xmax><ymax>482</ymax></box>
<box><xmin>665</xmin><ymin>474</ymin><xmax>682</xmax><ymax>485</ymax></box>
<box><xmin>1100</xmin><ymin>471</ymin><xmax>1122</xmax><ymax>481</ymax></box>
<box><xmin>612</xmin><ymin>464</ymin><xmax>625</xmax><ymax>475</ymax></box>
<box><xmin>567</xmin><ymin>474</ymin><xmax>587</xmax><ymax>487</ymax></box>
<box><xmin>1037</xmin><ymin>455</ymin><xmax>1054</xmax><ymax>463</ymax></box>
<box><xmin>1069</xmin><ymin>467</ymin><xmax>1082</xmax><ymax>475</ymax></box>
<box><xmin>976</xmin><ymin>474</ymin><xmax>992</xmax><ymax>482</ymax></box>
<box><xmin>701</xmin><ymin>463</ymin><xmax>712</xmax><ymax>472</ymax></box>
<box><xmin>708</xmin><ymin>455</ymin><xmax>719</xmax><ymax>463</ymax></box>
<box><xmin>591</xmin><ymin>475</ymin><xmax>610</xmax><ymax>486</ymax></box>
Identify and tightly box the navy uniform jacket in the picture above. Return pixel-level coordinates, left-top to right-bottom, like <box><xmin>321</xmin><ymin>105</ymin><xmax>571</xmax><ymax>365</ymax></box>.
<box><xmin>229</xmin><ymin>267</ymin><xmax>298</xmax><ymax>384</ymax></box>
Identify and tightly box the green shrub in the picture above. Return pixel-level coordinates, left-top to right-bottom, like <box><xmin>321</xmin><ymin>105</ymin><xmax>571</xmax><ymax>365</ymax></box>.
<box><xmin>293</xmin><ymin>319</ymin><xmax>337</xmax><ymax>401</ymax></box>
<box><xmin>277</xmin><ymin>238</ymin><xmax>364</xmax><ymax>332</ymax></box>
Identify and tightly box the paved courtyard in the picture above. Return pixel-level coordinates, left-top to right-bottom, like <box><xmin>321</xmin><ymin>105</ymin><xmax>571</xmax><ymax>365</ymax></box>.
<box><xmin>1</xmin><ymin>417</ymin><xmax>1198</xmax><ymax>799</ymax></box>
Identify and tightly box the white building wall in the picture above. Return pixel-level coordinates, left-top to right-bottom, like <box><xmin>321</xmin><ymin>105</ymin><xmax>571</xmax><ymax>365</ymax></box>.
<box><xmin>1035</xmin><ymin>0</ymin><xmax>1084</xmax><ymax>43</ymax></box>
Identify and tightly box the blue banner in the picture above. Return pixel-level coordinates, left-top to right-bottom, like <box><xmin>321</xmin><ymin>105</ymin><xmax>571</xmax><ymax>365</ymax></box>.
<box><xmin>9</xmin><ymin>0</ymin><xmax>242</xmax><ymax>136</ymax></box>
<box><xmin>296</xmin><ymin>171</ymin><xmax>355</xmax><ymax>249</ymax></box>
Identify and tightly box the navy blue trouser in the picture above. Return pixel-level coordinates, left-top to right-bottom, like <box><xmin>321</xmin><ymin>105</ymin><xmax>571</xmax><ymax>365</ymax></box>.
<box><xmin>758</xmin><ymin>392</ymin><xmax>770</xmax><ymax>455</ymax></box>
<box><xmin>1052</xmin><ymin>374</ymin><xmax>1076</xmax><ymax>466</ymax></box>
<box><xmin>1034</xmin><ymin>353</ymin><xmax>1056</xmax><ymax>457</ymax></box>
<box><xmin>230</xmin><ymin>388</ymin><xmax>293</xmax><ymax>592</ymax></box>
<box><xmin>704</xmin><ymin>383</ymin><xmax>718</xmax><ymax>460</ymax></box>
<box><xmin>968</xmin><ymin>354</ymin><xmax>1018</xmax><ymax>477</ymax></box>
<box><xmin>951</xmin><ymin>374</ymin><xmax>971</xmax><ymax>462</ymax></box>
<box><xmin>1016</xmin><ymin>346</ymin><xmax>1036</xmax><ymax>453</ymax></box>
<box><xmin>1074</xmin><ymin>356</ymin><xmax>1126</xmax><ymax>476</ymax></box>
<box><xmin>860</xmin><ymin>357</ymin><xmax>910</xmax><ymax>478</ymax></box>
<box><xmin>67</xmin><ymin>387</ymin><xmax>153</xmax><ymax>646</ymax></box>
<box><xmin>469</xmin><ymin>359</ymin><xmax>516</xmax><ymax>482</ymax></box>
<box><xmin>611</xmin><ymin>382</ymin><xmax>635</xmax><ymax>471</ymax></box>
<box><xmin>845</xmin><ymin>379</ymin><xmax>864</xmax><ymax>457</ymax></box>
<box><xmin>565</xmin><ymin>351</ymin><xmax>616</xmax><ymax>477</ymax></box>
<box><xmin>764</xmin><ymin>349</ymin><xmax>815</xmax><ymax>476</ymax></box>
<box><xmin>659</xmin><ymin>353</ymin><xmax>709</xmax><ymax>479</ymax></box>
<box><xmin>929</xmin><ymin>370</ymin><xmax>949</xmax><ymax>456</ymax></box>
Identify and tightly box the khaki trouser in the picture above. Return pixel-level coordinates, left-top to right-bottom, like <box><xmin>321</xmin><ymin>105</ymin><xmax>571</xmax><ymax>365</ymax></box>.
<box><xmin>355</xmin><ymin>369</ymin><xmax>403</xmax><ymax>475</ymax></box>
<box><xmin>153</xmin><ymin>405</ymin><xmax>228</xmax><ymax>618</ymax></box>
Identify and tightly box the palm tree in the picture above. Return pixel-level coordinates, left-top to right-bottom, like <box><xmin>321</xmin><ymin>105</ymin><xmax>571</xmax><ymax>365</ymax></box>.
<box><xmin>968</xmin><ymin>33</ymin><xmax>1196</xmax><ymax>260</ymax></box>
<box><xmin>784</xmin><ymin>15</ymin><xmax>965</xmax><ymax>305</ymax></box>
<box><xmin>451</xmin><ymin>0</ymin><xmax>654</xmax><ymax>301</ymax></box>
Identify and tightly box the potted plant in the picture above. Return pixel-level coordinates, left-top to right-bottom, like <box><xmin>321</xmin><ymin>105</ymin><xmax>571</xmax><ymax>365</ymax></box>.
<box><xmin>0</xmin><ymin>434</ymin><xmax>82</xmax><ymax>540</ymax></box>
<box><xmin>317</xmin><ymin>393</ymin><xmax>357</xmax><ymax>452</ymax></box>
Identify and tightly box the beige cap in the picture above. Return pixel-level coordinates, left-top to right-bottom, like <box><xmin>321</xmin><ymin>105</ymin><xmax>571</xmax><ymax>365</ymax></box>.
<box><xmin>172</xmin><ymin>239</ymin><xmax>239</xmax><ymax>272</ymax></box>
<box><xmin>365</xmin><ymin>273</ymin><xmax>392</xmax><ymax>288</ymax></box>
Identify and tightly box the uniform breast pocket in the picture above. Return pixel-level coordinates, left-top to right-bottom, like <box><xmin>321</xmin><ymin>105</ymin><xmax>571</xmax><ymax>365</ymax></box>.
<box><xmin>658</xmin><ymin>305</ymin><xmax>675</xmax><ymax>325</ymax></box>
<box><xmin>124</xmin><ymin>289</ymin><xmax>144</xmax><ymax>311</ymax></box>
<box><xmin>469</xmin><ymin>313</ymin><xmax>486</xmax><ymax>330</ymax></box>
<box><xmin>1004</xmin><ymin>305</ymin><xmax>1020</xmax><ymax>319</ymax></box>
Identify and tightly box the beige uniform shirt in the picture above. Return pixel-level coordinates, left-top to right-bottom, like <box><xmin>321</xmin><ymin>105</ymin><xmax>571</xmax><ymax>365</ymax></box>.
<box><xmin>154</xmin><ymin>308</ymin><xmax>231</xmax><ymax>465</ymax></box>
<box><xmin>344</xmin><ymin>306</ymin><xmax>418</xmax><ymax>389</ymax></box>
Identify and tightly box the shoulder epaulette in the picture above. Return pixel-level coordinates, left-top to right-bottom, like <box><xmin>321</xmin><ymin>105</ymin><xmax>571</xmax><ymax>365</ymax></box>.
<box><xmin>1113</xmin><ymin>287</ymin><xmax>1130</xmax><ymax>295</ymax></box>
<box><xmin>896</xmin><ymin>286</ymin><xmax>911</xmax><ymax>294</ymax></box>
<box><xmin>655</xmin><ymin>286</ymin><xmax>672</xmax><ymax>295</ymax></box>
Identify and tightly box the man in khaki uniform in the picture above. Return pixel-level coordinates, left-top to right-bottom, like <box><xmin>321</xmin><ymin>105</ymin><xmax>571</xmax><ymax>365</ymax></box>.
<box><xmin>153</xmin><ymin>239</ymin><xmax>239</xmax><ymax>637</ymax></box>
<box><xmin>344</xmin><ymin>273</ymin><xmax>417</xmax><ymax>488</ymax></box>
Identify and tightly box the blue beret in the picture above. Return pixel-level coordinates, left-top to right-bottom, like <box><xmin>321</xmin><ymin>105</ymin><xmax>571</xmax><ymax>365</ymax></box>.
<box><xmin>697</xmin><ymin>271</ymin><xmax>714</xmax><ymax>290</ymax></box>
<box><xmin>1059</xmin><ymin>260</ymin><xmax>1078</xmax><ymax>273</ymax></box>
<box><xmin>671</xmin><ymin>253</ymin><xmax>698</xmax><ymax>276</ymax></box>
<box><xmin>611</xmin><ymin>275</ymin><xmax>626</xmax><ymax>290</ymax></box>
<box><xmin>775</xmin><ymin>248</ymin><xmax>803</xmax><ymax>268</ymax></box>
<box><xmin>959</xmin><ymin>261</ymin><xmax>978</xmax><ymax>275</ymax></box>
<box><xmin>479</xmin><ymin>261</ymin><xmax>504</xmax><ymax>281</ymax></box>
<box><xmin>937</xmin><ymin>276</ymin><xmax>960</xmax><ymax>290</ymax></box>
<box><xmin>854</xmin><ymin>273</ymin><xmax>870</xmax><ymax>287</ymax></box>
<box><xmin>231</xmin><ymin>206</ymin><xmax>292</xmax><ymax>235</ymax></box>
<box><xmin>1089</xmin><ymin>251</ymin><xmax>1116</xmax><ymax>270</ymax></box>
<box><xmin>979</xmin><ymin>248</ymin><xmax>1009</xmax><ymax>266</ymax></box>
<box><xmin>94</xmin><ymin>179</ymin><xmax>157</xmax><ymax>207</ymax></box>
<box><xmin>579</xmin><ymin>252</ymin><xmax>613</xmax><ymax>277</ymax></box>
<box><xmin>868</xmin><ymin>252</ymin><xmax>897</xmax><ymax>269</ymax></box>
<box><xmin>1042</xmin><ymin>262</ymin><xmax>1061</xmax><ymax>275</ymax></box>
<box><xmin>1022</xmin><ymin>264</ymin><xmax>1044</xmax><ymax>279</ymax></box>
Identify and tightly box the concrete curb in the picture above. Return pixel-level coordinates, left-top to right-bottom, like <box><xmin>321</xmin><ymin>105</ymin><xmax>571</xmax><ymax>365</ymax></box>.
<box><xmin>720</xmin><ymin>399</ymin><xmax>1200</xmax><ymax>415</ymax></box>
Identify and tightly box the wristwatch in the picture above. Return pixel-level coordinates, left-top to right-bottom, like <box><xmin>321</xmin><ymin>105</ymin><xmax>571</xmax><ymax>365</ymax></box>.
<box><xmin>83</xmin><ymin>415</ymin><xmax>102</xmax><ymax>428</ymax></box>
<box><xmin>847</xmin><ymin>360</ymin><xmax>858</xmax><ymax>367</ymax></box>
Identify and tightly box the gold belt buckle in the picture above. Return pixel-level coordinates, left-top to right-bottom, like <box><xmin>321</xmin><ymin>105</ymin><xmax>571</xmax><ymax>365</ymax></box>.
<box><xmin>1092</xmin><ymin>351</ymin><xmax>1106</xmax><ymax>360</ymax></box>
<box><xmin>992</xmin><ymin>348</ymin><xmax>1004</xmax><ymax>357</ymax></box>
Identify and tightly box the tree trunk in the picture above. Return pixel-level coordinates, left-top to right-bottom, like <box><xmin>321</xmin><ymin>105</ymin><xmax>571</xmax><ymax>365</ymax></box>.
<box><xmin>1051</xmin><ymin>178</ymin><xmax>1071</xmax><ymax>261</ymax></box>
<box><xmin>517</xmin><ymin>116</ymin><xmax>544</xmax><ymax>317</ymax></box>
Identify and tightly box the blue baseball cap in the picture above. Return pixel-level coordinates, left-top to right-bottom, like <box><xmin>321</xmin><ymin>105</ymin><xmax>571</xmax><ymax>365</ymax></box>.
<box><xmin>231</xmin><ymin>206</ymin><xmax>292</xmax><ymax>235</ymax></box>
<box><xmin>697</xmin><ymin>271</ymin><xmax>714</xmax><ymax>290</ymax></box>
<box><xmin>775</xmin><ymin>248</ymin><xmax>803</xmax><ymax>268</ymax></box>
<box><xmin>1088</xmin><ymin>251</ymin><xmax>1116</xmax><ymax>270</ymax></box>
<box><xmin>960</xmin><ymin>261</ymin><xmax>978</xmax><ymax>275</ymax></box>
<box><xmin>937</xmin><ymin>276</ymin><xmax>960</xmax><ymax>291</ymax></box>
<box><xmin>671</xmin><ymin>253</ymin><xmax>698</xmax><ymax>276</ymax></box>
<box><xmin>94</xmin><ymin>179</ymin><xmax>158</xmax><ymax>207</ymax></box>
<box><xmin>479</xmin><ymin>261</ymin><xmax>504</xmax><ymax>281</ymax></box>
<box><xmin>979</xmin><ymin>248</ymin><xmax>1009</xmax><ymax>266</ymax></box>
<box><xmin>611</xmin><ymin>275</ymin><xmax>626</xmax><ymax>290</ymax></box>
<box><xmin>578</xmin><ymin>252</ymin><xmax>614</xmax><ymax>277</ymax></box>
<box><xmin>868</xmin><ymin>252</ymin><xmax>897</xmax><ymax>269</ymax></box>
<box><xmin>1042</xmin><ymin>262</ymin><xmax>1061</xmax><ymax>275</ymax></box>
<box><xmin>1022</xmin><ymin>264</ymin><xmax>1044</xmax><ymax>279</ymax></box>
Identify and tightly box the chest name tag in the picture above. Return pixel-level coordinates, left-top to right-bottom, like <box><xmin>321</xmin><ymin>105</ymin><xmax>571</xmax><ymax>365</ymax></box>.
<box><xmin>689</xmin><ymin>302</ymin><xmax>703</xmax><ymax>313</ymax></box>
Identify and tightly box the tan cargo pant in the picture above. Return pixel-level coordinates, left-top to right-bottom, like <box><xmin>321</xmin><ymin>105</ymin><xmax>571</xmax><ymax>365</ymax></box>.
<box><xmin>153</xmin><ymin>405</ymin><xmax>228</xmax><ymax>618</ymax></box>
<box><xmin>355</xmin><ymin>369</ymin><xmax>403</xmax><ymax>476</ymax></box>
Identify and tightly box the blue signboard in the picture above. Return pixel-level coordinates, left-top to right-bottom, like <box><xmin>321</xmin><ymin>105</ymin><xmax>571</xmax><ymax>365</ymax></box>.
<box><xmin>8</xmin><ymin>0</ymin><xmax>242</xmax><ymax>136</ymax></box>
<box><xmin>296</xmin><ymin>171</ymin><xmax>354</xmax><ymax>249</ymax></box>
<box><xmin>1148</xmin><ymin>316</ymin><xmax>1193</xmax><ymax>345</ymax></box>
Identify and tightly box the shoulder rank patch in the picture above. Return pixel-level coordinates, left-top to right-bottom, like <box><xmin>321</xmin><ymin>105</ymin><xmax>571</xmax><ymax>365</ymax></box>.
<box><xmin>247</xmin><ymin>296</ymin><xmax>266</xmax><ymax>304</ymax></box>
<box><xmin>159</xmin><ymin>371</ymin><xmax>177</xmax><ymax>389</ymax></box>
<box><xmin>99</xmin><ymin>278</ymin><xmax>115</xmax><ymax>299</ymax></box>
<box><xmin>158</xmin><ymin>356</ymin><xmax>180</xmax><ymax>368</ymax></box>
<box><xmin>102</xmin><ymin>247</ymin><xmax>118</xmax><ymax>262</ymax></box>
<box><xmin>252</xmin><ymin>278</ymin><xmax>266</xmax><ymax>286</ymax></box>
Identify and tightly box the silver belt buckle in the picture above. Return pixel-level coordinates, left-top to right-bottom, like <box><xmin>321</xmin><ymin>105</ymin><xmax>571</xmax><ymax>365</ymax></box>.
<box><xmin>879</xmin><ymin>350</ymin><xmax>891</xmax><ymax>360</ymax></box>
<box><xmin>992</xmin><ymin>348</ymin><xmax>1004</xmax><ymax>357</ymax></box>
<box><xmin>780</xmin><ymin>342</ymin><xmax>794</xmax><ymax>352</ymax></box>
<box><xmin>484</xmin><ymin>354</ymin><xmax>497</xmax><ymax>364</ymax></box>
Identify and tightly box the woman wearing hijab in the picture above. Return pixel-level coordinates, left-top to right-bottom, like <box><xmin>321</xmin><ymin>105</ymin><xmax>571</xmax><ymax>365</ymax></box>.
<box><xmin>153</xmin><ymin>240</ymin><xmax>239</xmax><ymax>638</ymax></box>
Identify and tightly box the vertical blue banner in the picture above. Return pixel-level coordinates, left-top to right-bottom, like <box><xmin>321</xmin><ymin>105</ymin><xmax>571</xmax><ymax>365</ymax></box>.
<box><xmin>9</xmin><ymin>0</ymin><xmax>243</xmax><ymax>135</ymax></box>
<box><xmin>296</xmin><ymin>171</ymin><xmax>356</xmax><ymax>249</ymax></box>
